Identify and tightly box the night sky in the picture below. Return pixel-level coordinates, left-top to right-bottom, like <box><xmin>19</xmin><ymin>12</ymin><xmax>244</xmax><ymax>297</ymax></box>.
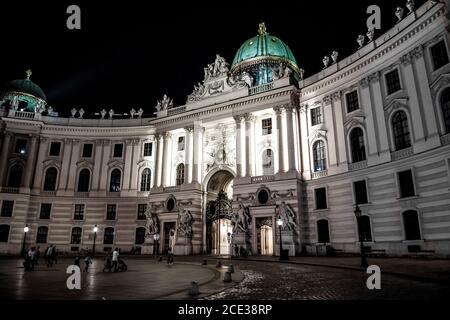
<box><xmin>0</xmin><ymin>0</ymin><xmax>427</xmax><ymax>117</ymax></box>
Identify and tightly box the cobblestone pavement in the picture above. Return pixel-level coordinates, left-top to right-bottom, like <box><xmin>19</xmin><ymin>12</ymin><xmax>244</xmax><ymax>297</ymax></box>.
<box><xmin>205</xmin><ymin>260</ymin><xmax>450</xmax><ymax>300</ymax></box>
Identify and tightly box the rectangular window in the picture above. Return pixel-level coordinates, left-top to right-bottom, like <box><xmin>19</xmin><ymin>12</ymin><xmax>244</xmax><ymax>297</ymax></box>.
<box><xmin>178</xmin><ymin>137</ymin><xmax>185</xmax><ymax>151</ymax></box>
<box><xmin>431</xmin><ymin>40</ymin><xmax>449</xmax><ymax>71</ymax></box>
<box><xmin>398</xmin><ymin>170</ymin><xmax>416</xmax><ymax>198</ymax></box>
<box><xmin>346</xmin><ymin>91</ymin><xmax>359</xmax><ymax>113</ymax></box>
<box><xmin>73</xmin><ymin>204</ymin><xmax>85</xmax><ymax>220</ymax></box>
<box><xmin>137</xmin><ymin>204</ymin><xmax>147</xmax><ymax>220</ymax></box>
<box><xmin>113</xmin><ymin>144</ymin><xmax>123</xmax><ymax>158</ymax></box>
<box><xmin>82</xmin><ymin>144</ymin><xmax>93</xmax><ymax>158</ymax></box>
<box><xmin>311</xmin><ymin>107</ymin><xmax>323</xmax><ymax>126</ymax></box>
<box><xmin>39</xmin><ymin>203</ymin><xmax>52</xmax><ymax>219</ymax></box>
<box><xmin>385</xmin><ymin>69</ymin><xmax>401</xmax><ymax>95</ymax></box>
<box><xmin>315</xmin><ymin>188</ymin><xmax>328</xmax><ymax>210</ymax></box>
<box><xmin>49</xmin><ymin>142</ymin><xmax>61</xmax><ymax>157</ymax></box>
<box><xmin>262</xmin><ymin>118</ymin><xmax>272</xmax><ymax>135</ymax></box>
<box><xmin>1</xmin><ymin>200</ymin><xmax>14</xmax><ymax>217</ymax></box>
<box><xmin>143</xmin><ymin>143</ymin><xmax>153</xmax><ymax>157</ymax></box>
<box><xmin>353</xmin><ymin>180</ymin><xmax>368</xmax><ymax>205</ymax></box>
<box><xmin>106</xmin><ymin>204</ymin><xmax>117</xmax><ymax>220</ymax></box>
<box><xmin>14</xmin><ymin>139</ymin><xmax>27</xmax><ymax>155</ymax></box>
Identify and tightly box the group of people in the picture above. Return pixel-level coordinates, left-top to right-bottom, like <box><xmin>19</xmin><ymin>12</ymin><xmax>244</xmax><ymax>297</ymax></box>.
<box><xmin>23</xmin><ymin>244</ymin><xmax>58</xmax><ymax>271</ymax></box>
<box><xmin>101</xmin><ymin>248</ymin><xmax>126</xmax><ymax>272</ymax></box>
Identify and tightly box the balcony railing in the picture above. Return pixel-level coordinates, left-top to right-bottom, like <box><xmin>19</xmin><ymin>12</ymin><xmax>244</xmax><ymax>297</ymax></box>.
<box><xmin>312</xmin><ymin>170</ymin><xmax>328</xmax><ymax>179</ymax></box>
<box><xmin>167</xmin><ymin>106</ymin><xmax>186</xmax><ymax>116</ymax></box>
<box><xmin>74</xmin><ymin>192</ymin><xmax>90</xmax><ymax>198</ymax></box>
<box><xmin>40</xmin><ymin>191</ymin><xmax>56</xmax><ymax>196</ymax></box>
<box><xmin>251</xmin><ymin>175</ymin><xmax>275</xmax><ymax>184</ymax></box>
<box><xmin>1</xmin><ymin>187</ymin><xmax>19</xmax><ymax>193</ymax></box>
<box><xmin>249</xmin><ymin>82</ymin><xmax>274</xmax><ymax>95</ymax></box>
<box><xmin>391</xmin><ymin>147</ymin><xmax>413</xmax><ymax>161</ymax></box>
<box><xmin>8</xmin><ymin>110</ymin><xmax>40</xmax><ymax>120</ymax></box>
<box><xmin>348</xmin><ymin>160</ymin><xmax>368</xmax><ymax>172</ymax></box>
<box><xmin>163</xmin><ymin>186</ymin><xmax>180</xmax><ymax>193</ymax></box>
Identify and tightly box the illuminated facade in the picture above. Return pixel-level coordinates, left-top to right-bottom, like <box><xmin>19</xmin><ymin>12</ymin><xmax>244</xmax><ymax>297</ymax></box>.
<box><xmin>1</xmin><ymin>1</ymin><xmax>450</xmax><ymax>257</ymax></box>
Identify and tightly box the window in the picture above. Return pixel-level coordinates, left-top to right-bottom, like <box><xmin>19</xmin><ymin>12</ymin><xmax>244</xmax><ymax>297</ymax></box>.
<box><xmin>398</xmin><ymin>169</ymin><xmax>416</xmax><ymax>198</ymax></box>
<box><xmin>262</xmin><ymin>149</ymin><xmax>274</xmax><ymax>175</ymax></box>
<box><xmin>113</xmin><ymin>144</ymin><xmax>123</xmax><ymax>158</ymax></box>
<box><xmin>104</xmin><ymin>227</ymin><xmax>114</xmax><ymax>245</ymax></box>
<box><xmin>317</xmin><ymin>220</ymin><xmax>330</xmax><ymax>243</ymax></box>
<box><xmin>313</xmin><ymin>141</ymin><xmax>327</xmax><ymax>172</ymax></box>
<box><xmin>82</xmin><ymin>144</ymin><xmax>93</xmax><ymax>158</ymax></box>
<box><xmin>311</xmin><ymin>107</ymin><xmax>323</xmax><ymax>126</ymax></box>
<box><xmin>135</xmin><ymin>227</ymin><xmax>146</xmax><ymax>245</ymax></box>
<box><xmin>140</xmin><ymin>168</ymin><xmax>151</xmax><ymax>191</ymax></box>
<box><xmin>441</xmin><ymin>88</ymin><xmax>450</xmax><ymax>134</ymax></box>
<box><xmin>403</xmin><ymin>210</ymin><xmax>421</xmax><ymax>240</ymax></box>
<box><xmin>143</xmin><ymin>143</ymin><xmax>153</xmax><ymax>157</ymax></box>
<box><xmin>0</xmin><ymin>225</ymin><xmax>10</xmax><ymax>242</ymax></box>
<box><xmin>14</xmin><ymin>139</ymin><xmax>27</xmax><ymax>154</ymax></box>
<box><xmin>176</xmin><ymin>164</ymin><xmax>185</xmax><ymax>186</ymax></box>
<box><xmin>358</xmin><ymin>216</ymin><xmax>372</xmax><ymax>242</ymax></box>
<box><xmin>178</xmin><ymin>137</ymin><xmax>185</xmax><ymax>151</ymax></box>
<box><xmin>262</xmin><ymin>118</ymin><xmax>272</xmax><ymax>135</ymax></box>
<box><xmin>43</xmin><ymin>167</ymin><xmax>58</xmax><ymax>191</ymax></box>
<box><xmin>392</xmin><ymin>111</ymin><xmax>411</xmax><ymax>151</ymax></box>
<box><xmin>77</xmin><ymin>169</ymin><xmax>91</xmax><ymax>192</ymax></box>
<box><xmin>71</xmin><ymin>227</ymin><xmax>82</xmax><ymax>244</ymax></box>
<box><xmin>353</xmin><ymin>180</ymin><xmax>368</xmax><ymax>205</ymax></box>
<box><xmin>349</xmin><ymin>128</ymin><xmax>366</xmax><ymax>163</ymax></box>
<box><xmin>346</xmin><ymin>91</ymin><xmax>359</xmax><ymax>113</ymax></box>
<box><xmin>1</xmin><ymin>200</ymin><xmax>14</xmax><ymax>217</ymax></box>
<box><xmin>73</xmin><ymin>204</ymin><xmax>85</xmax><ymax>220</ymax></box>
<box><xmin>137</xmin><ymin>204</ymin><xmax>147</xmax><ymax>220</ymax></box>
<box><xmin>36</xmin><ymin>226</ymin><xmax>48</xmax><ymax>244</ymax></box>
<box><xmin>7</xmin><ymin>164</ymin><xmax>23</xmax><ymax>188</ymax></box>
<box><xmin>39</xmin><ymin>203</ymin><xmax>52</xmax><ymax>219</ymax></box>
<box><xmin>109</xmin><ymin>169</ymin><xmax>121</xmax><ymax>192</ymax></box>
<box><xmin>385</xmin><ymin>69</ymin><xmax>401</xmax><ymax>95</ymax></box>
<box><xmin>106</xmin><ymin>205</ymin><xmax>117</xmax><ymax>220</ymax></box>
<box><xmin>431</xmin><ymin>40</ymin><xmax>449</xmax><ymax>71</ymax></box>
<box><xmin>315</xmin><ymin>188</ymin><xmax>328</xmax><ymax>210</ymax></box>
<box><xmin>49</xmin><ymin>142</ymin><xmax>61</xmax><ymax>157</ymax></box>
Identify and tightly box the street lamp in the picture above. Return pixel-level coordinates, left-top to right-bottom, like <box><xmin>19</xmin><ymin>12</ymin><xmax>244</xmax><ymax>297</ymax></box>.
<box><xmin>21</xmin><ymin>225</ymin><xmax>29</xmax><ymax>257</ymax></box>
<box><xmin>277</xmin><ymin>218</ymin><xmax>284</xmax><ymax>260</ymax></box>
<box><xmin>92</xmin><ymin>225</ymin><xmax>98</xmax><ymax>257</ymax></box>
<box><xmin>354</xmin><ymin>205</ymin><xmax>368</xmax><ymax>268</ymax></box>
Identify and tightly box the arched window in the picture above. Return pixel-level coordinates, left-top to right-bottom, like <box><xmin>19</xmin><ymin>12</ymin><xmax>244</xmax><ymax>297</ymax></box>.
<box><xmin>176</xmin><ymin>164</ymin><xmax>185</xmax><ymax>186</ymax></box>
<box><xmin>77</xmin><ymin>169</ymin><xmax>91</xmax><ymax>192</ymax></box>
<box><xmin>140</xmin><ymin>168</ymin><xmax>151</xmax><ymax>191</ymax></box>
<box><xmin>104</xmin><ymin>227</ymin><xmax>114</xmax><ymax>244</ymax></box>
<box><xmin>403</xmin><ymin>210</ymin><xmax>421</xmax><ymax>241</ymax></box>
<box><xmin>71</xmin><ymin>227</ymin><xmax>82</xmax><ymax>244</ymax></box>
<box><xmin>135</xmin><ymin>227</ymin><xmax>146</xmax><ymax>245</ymax></box>
<box><xmin>350</xmin><ymin>128</ymin><xmax>366</xmax><ymax>163</ymax></box>
<box><xmin>109</xmin><ymin>169</ymin><xmax>121</xmax><ymax>192</ymax></box>
<box><xmin>392</xmin><ymin>111</ymin><xmax>411</xmax><ymax>151</ymax></box>
<box><xmin>43</xmin><ymin>167</ymin><xmax>58</xmax><ymax>191</ymax></box>
<box><xmin>441</xmin><ymin>88</ymin><xmax>450</xmax><ymax>134</ymax></box>
<box><xmin>317</xmin><ymin>219</ymin><xmax>330</xmax><ymax>244</ymax></box>
<box><xmin>0</xmin><ymin>225</ymin><xmax>10</xmax><ymax>242</ymax></box>
<box><xmin>313</xmin><ymin>141</ymin><xmax>327</xmax><ymax>172</ymax></box>
<box><xmin>262</xmin><ymin>149</ymin><xmax>274</xmax><ymax>175</ymax></box>
<box><xmin>36</xmin><ymin>226</ymin><xmax>48</xmax><ymax>244</ymax></box>
<box><xmin>7</xmin><ymin>164</ymin><xmax>23</xmax><ymax>188</ymax></box>
<box><xmin>358</xmin><ymin>216</ymin><xmax>372</xmax><ymax>242</ymax></box>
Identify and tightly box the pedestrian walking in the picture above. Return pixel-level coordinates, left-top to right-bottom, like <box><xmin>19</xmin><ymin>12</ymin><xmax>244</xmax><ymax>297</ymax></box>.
<box><xmin>111</xmin><ymin>248</ymin><xmax>119</xmax><ymax>272</ymax></box>
<box><xmin>102</xmin><ymin>252</ymin><xmax>112</xmax><ymax>272</ymax></box>
<box><xmin>46</xmin><ymin>245</ymin><xmax>54</xmax><ymax>268</ymax></box>
<box><xmin>84</xmin><ymin>254</ymin><xmax>92</xmax><ymax>273</ymax></box>
<box><xmin>35</xmin><ymin>246</ymin><xmax>40</xmax><ymax>265</ymax></box>
<box><xmin>167</xmin><ymin>249</ymin><xmax>174</xmax><ymax>267</ymax></box>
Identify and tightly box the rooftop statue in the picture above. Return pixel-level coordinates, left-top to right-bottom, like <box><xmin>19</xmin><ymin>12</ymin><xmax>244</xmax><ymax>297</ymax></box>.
<box><xmin>204</xmin><ymin>55</ymin><xmax>229</xmax><ymax>81</ymax></box>
<box><xmin>156</xmin><ymin>94</ymin><xmax>173</xmax><ymax>111</ymax></box>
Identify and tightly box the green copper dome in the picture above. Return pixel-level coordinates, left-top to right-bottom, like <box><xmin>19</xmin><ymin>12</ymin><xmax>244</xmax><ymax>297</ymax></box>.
<box><xmin>231</xmin><ymin>23</ymin><xmax>299</xmax><ymax>74</ymax></box>
<box><xmin>3</xmin><ymin>70</ymin><xmax>46</xmax><ymax>100</ymax></box>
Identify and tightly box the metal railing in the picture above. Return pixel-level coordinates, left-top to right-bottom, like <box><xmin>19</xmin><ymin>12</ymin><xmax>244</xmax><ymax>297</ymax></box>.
<box><xmin>249</xmin><ymin>82</ymin><xmax>275</xmax><ymax>95</ymax></box>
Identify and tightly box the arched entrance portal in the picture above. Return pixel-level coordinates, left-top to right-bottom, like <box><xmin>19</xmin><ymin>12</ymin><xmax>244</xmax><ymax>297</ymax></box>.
<box><xmin>205</xmin><ymin>169</ymin><xmax>234</xmax><ymax>255</ymax></box>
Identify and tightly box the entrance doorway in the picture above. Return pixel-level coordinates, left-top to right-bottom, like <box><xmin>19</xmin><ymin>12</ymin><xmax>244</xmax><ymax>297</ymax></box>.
<box><xmin>256</xmin><ymin>217</ymin><xmax>274</xmax><ymax>256</ymax></box>
<box><xmin>163</xmin><ymin>222</ymin><xmax>176</xmax><ymax>254</ymax></box>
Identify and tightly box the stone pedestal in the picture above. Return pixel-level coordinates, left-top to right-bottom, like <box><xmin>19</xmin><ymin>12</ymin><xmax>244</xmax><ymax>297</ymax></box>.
<box><xmin>281</xmin><ymin>230</ymin><xmax>296</xmax><ymax>257</ymax></box>
<box><xmin>174</xmin><ymin>236</ymin><xmax>192</xmax><ymax>255</ymax></box>
<box><xmin>232</xmin><ymin>233</ymin><xmax>252</xmax><ymax>256</ymax></box>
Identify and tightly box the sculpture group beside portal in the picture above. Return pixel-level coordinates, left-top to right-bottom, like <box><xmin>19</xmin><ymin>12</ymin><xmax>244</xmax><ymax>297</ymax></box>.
<box><xmin>276</xmin><ymin>202</ymin><xmax>298</xmax><ymax>231</ymax></box>
<box><xmin>232</xmin><ymin>201</ymin><xmax>251</xmax><ymax>234</ymax></box>
<box><xmin>174</xmin><ymin>207</ymin><xmax>194</xmax><ymax>255</ymax></box>
<box><xmin>144</xmin><ymin>206</ymin><xmax>160</xmax><ymax>237</ymax></box>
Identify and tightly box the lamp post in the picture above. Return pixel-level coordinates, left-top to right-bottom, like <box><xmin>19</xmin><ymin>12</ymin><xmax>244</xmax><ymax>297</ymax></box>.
<box><xmin>92</xmin><ymin>225</ymin><xmax>98</xmax><ymax>257</ymax></box>
<box><xmin>354</xmin><ymin>205</ymin><xmax>368</xmax><ymax>268</ymax></box>
<box><xmin>21</xmin><ymin>225</ymin><xmax>29</xmax><ymax>258</ymax></box>
<box><xmin>277</xmin><ymin>218</ymin><xmax>283</xmax><ymax>260</ymax></box>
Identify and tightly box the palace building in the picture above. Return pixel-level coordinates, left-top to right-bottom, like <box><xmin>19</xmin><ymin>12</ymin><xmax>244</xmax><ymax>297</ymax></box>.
<box><xmin>1</xmin><ymin>1</ymin><xmax>450</xmax><ymax>257</ymax></box>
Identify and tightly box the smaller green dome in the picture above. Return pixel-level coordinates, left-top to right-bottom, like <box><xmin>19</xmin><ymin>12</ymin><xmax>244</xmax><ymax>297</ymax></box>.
<box><xmin>3</xmin><ymin>70</ymin><xmax>46</xmax><ymax>100</ymax></box>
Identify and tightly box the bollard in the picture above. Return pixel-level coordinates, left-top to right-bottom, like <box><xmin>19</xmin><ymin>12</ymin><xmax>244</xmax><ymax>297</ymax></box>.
<box><xmin>228</xmin><ymin>264</ymin><xmax>234</xmax><ymax>273</ymax></box>
<box><xmin>216</xmin><ymin>261</ymin><xmax>222</xmax><ymax>268</ymax></box>
<box><xmin>188</xmin><ymin>281</ymin><xmax>199</xmax><ymax>296</ymax></box>
<box><xmin>202</xmin><ymin>260</ymin><xmax>207</xmax><ymax>266</ymax></box>
<box><xmin>223</xmin><ymin>271</ymin><xmax>232</xmax><ymax>283</ymax></box>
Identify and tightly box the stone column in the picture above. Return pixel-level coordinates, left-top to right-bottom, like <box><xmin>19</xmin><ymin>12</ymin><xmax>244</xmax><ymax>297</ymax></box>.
<box><xmin>21</xmin><ymin>134</ymin><xmax>38</xmax><ymax>190</ymax></box>
<box><xmin>284</xmin><ymin>106</ymin><xmax>297</xmax><ymax>172</ymax></box>
<box><xmin>154</xmin><ymin>135</ymin><xmax>163</xmax><ymax>188</ymax></box>
<box><xmin>0</xmin><ymin>132</ymin><xmax>12</xmax><ymax>186</ymax></box>
<box><xmin>184</xmin><ymin>127</ymin><xmax>194</xmax><ymax>184</ymax></box>
<box><xmin>161</xmin><ymin>132</ymin><xmax>172</xmax><ymax>187</ymax></box>
<box><xmin>91</xmin><ymin>140</ymin><xmax>103</xmax><ymax>191</ymax></box>
<box><xmin>99</xmin><ymin>140</ymin><xmax>111</xmax><ymax>192</ymax></box>
<box><xmin>192</xmin><ymin>126</ymin><xmax>203</xmax><ymax>184</ymax></box>
<box><xmin>129</xmin><ymin>139</ymin><xmax>141</xmax><ymax>192</ymax></box>
<box><xmin>58</xmin><ymin>139</ymin><xmax>73</xmax><ymax>191</ymax></box>
<box><xmin>244</xmin><ymin>114</ymin><xmax>255</xmax><ymax>177</ymax></box>
<box><xmin>66</xmin><ymin>139</ymin><xmax>80</xmax><ymax>192</ymax></box>
<box><xmin>299</xmin><ymin>105</ymin><xmax>311</xmax><ymax>179</ymax></box>
<box><xmin>274</xmin><ymin>107</ymin><xmax>285</xmax><ymax>173</ymax></box>
<box><xmin>331</xmin><ymin>92</ymin><xmax>348</xmax><ymax>165</ymax></box>
<box><xmin>122</xmin><ymin>139</ymin><xmax>133</xmax><ymax>191</ymax></box>
<box><xmin>234</xmin><ymin>115</ymin><xmax>244</xmax><ymax>178</ymax></box>
<box><xmin>323</xmin><ymin>96</ymin><xmax>337</xmax><ymax>168</ymax></box>
<box><xmin>359</xmin><ymin>78</ymin><xmax>379</xmax><ymax>159</ymax></box>
<box><xmin>32</xmin><ymin>137</ymin><xmax>49</xmax><ymax>193</ymax></box>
